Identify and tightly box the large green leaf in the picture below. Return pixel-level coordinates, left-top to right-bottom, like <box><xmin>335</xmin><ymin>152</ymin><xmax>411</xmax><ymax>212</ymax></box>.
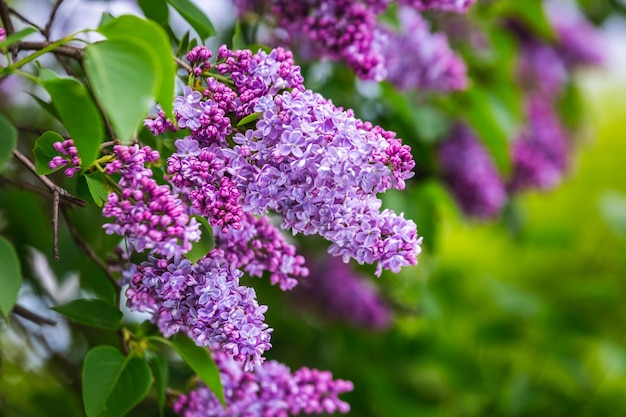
<box><xmin>84</xmin><ymin>39</ymin><xmax>157</xmax><ymax>143</ymax></box>
<box><xmin>0</xmin><ymin>114</ymin><xmax>17</xmax><ymax>172</ymax></box>
<box><xmin>138</xmin><ymin>0</ymin><xmax>169</xmax><ymax>25</ymax></box>
<box><xmin>33</xmin><ymin>131</ymin><xmax>66</xmax><ymax>175</ymax></box>
<box><xmin>166</xmin><ymin>0</ymin><xmax>216</xmax><ymax>41</ymax></box>
<box><xmin>167</xmin><ymin>334</ymin><xmax>225</xmax><ymax>406</ymax></box>
<box><xmin>82</xmin><ymin>346</ymin><xmax>152</xmax><ymax>417</ymax></box>
<box><xmin>0</xmin><ymin>236</ymin><xmax>21</xmax><ymax>318</ymax></box>
<box><xmin>461</xmin><ymin>87</ymin><xmax>512</xmax><ymax>175</ymax></box>
<box><xmin>84</xmin><ymin>171</ymin><xmax>109</xmax><ymax>207</ymax></box>
<box><xmin>51</xmin><ymin>299</ymin><xmax>122</xmax><ymax>330</ymax></box>
<box><xmin>43</xmin><ymin>78</ymin><xmax>104</xmax><ymax>169</ymax></box>
<box><xmin>98</xmin><ymin>15</ymin><xmax>175</xmax><ymax>118</ymax></box>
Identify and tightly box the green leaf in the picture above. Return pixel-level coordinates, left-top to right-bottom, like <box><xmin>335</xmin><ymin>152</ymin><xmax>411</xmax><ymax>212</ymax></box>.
<box><xmin>138</xmin><ymin>0</ymin><xmax>169</xmax><ymax>25</ymax></box>
<box><xmin>462</xmin><ymin>88</ymin><xmax>511</xmax><ymax>174</ymax></box>
<box><xmin>43</xmin><ymin>78</ymin><xmax>104</xmax><ymax>169</ymax></box>
<box><xmin>0</xmin><ymin>114</ymin><xmax>17</xmax><ymax>172</ymax></box>
<box><xmin>168</xmin><ymin>334</ymin><xmax>225</xmax><ymax>407</ymax></box>
<box><xmin>84</xmin><ymin>39</ymin><xmax>157</xmax><ymax>143</ymax></box>
<box><xmin>0</xmin><ymin>236</ymin><xmax>21</xmax><ymax>318</ymax></box>
<box><xmin>237</xmin><ymin>112</ymin><xmax>260</xmax><ymax>127</ymax></box>
<box><xmin>98</xmin><ymin>15</ymin><xmax>175</xmax><ymax>118</ymax></box>
<box><xmin>84</xmin><ymin>171</ymin><xmax>109</xmax><ymax>207</ymax></box>
<box><xmin>35</xmin><ymin>63</ymin><xmax>60</xmax><ymax>81</ymax></box>
<box><xmin>82</xmin><ymin>346</ymin><xmax>152</xmax><ymax>417</ymax></box>
<box><xmin>231</xmin><ymin>21</ymin><xmax>246</xmax><ymax>50</ymax></box>
<box><xmin>52</xmin><ymin>299</ymin><xmax>122</xmax><ymax>330</ymax></box>
<box><xmin>166</xmin><ymin>0</ymin><xmax>216</xmax><ymax>41</ymax></box>
<box><xmin>33</xmin><ymin>131</ymin><xmax>66</xmax><ymax>175</ymax></box>
<box><xmin>175</xmin><ymin>31</ymin><xmax>191</xmax><ymax>58</ymax></box>
<box><xmin>99</xmin><ymin>12</ymin><xmax>115</xmax><ymax>27</ymax></box>
<box><xmin>147</xmin><ymin>353</ymin><xmax>169</xmax><ymax>417</ymax></box>
<box><xmin>185</xmin><ymin>216</ymin><xmax>214</xmax><ymax>264</ymax></box>
<box><xmin>0</xmin><ymin>27</ymin><xmax>37</xmax><ymax>49</ymax></box>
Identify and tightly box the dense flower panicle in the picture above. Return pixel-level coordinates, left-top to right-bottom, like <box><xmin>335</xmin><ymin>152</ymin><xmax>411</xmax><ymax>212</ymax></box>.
<box><xmin>102</xmin><ymin>145</ymin><xmax>201</xmax><ymax>258</ymax></box>
<box><xmin>144</xmin><ymin>105</ymin><xmax>178</xmax><ymax>135</ymax></box>
<box><xmin>234</xmin><ymin>0</ymin><xmax>474</xmax><ymax>86</ymax></box>
<box><xmin>510</xmin><ymin>96</ymin><xmax>569</xmax><ymax>191</ymax></box>
<box><xmin>546</xmin><ymin>2</ymin><xmax>603</xmax><ymax>68</ymax></box>
<box><xmin>437</xmin><ymin>125</ymin><xmax>507</xmax><ymax>219</ymax></box>
<box><xmin>398</xmin><ymin>0</ymin><xmax>477</xmax><ymax>12</ymax></box>
<box><xmin>380</xmin><ymin>7</ymin><xmax>467</xmax><ymax>91</ymax></box>
<box><xmin>168</xmin><ymin>137</ymin><xmax>244</xmax><ymax>231</ymax></box>
<box><xmin>125</xmin><ymin>254</ymin><xmax>272</xmax><ymax>370</ymax></box>
<box><xmin>49</xmin><ymin>139</ymin><xmax>81</xmax><ymax>177</ymax></box>
<box><xmin>296</xmin><ymin>255</ymin><xmax>392</xmax><ymax>329</ymax></box>
<box><xmin>215</xmin><ymin>213</ymin><xmax>309</xmax><ymax>291</ymax></box>
<box><xmin>518</xmin><ymin>41</ymin><xmax>568</xmax><ymax>96</ymax></box>
<box><xmin>173</xmin><ymin>350</ymin><xmax>353</xmax><ymax>417</ymax></box>
<box><xmin>227</xmin><ymin>88</ymin><xmax>421</xmax><ymax>275</ymax></box>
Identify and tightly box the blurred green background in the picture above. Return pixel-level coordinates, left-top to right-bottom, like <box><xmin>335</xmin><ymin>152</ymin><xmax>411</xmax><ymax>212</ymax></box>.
<box><xmin>259</xmin><ymin>65</ymin><xmax>626</xmax><ymax>416</ymax></box>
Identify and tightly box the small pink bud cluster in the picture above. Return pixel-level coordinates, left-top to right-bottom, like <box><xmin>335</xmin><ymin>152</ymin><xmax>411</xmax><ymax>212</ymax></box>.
<box><xmin>49</xmin><ymin>140</ymin><xmax>81</xmax><ymax>177</ymax></box>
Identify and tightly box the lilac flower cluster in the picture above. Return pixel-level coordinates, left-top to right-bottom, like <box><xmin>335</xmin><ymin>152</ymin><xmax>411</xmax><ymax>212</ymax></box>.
<box><xmin>228</xmin><ymin>88</ymin><xmax>421</xmax><ymax>275</ymax></box>
<box><xmin>102</xmin><ymin>144</ymin><xmax>201</xmax><ymax>259</ymax></box>
<box><xmin>398</xmin><ymin>0</ymin><xmax>476</xmax><ymax>12</ymax></box>
<box><xmin>379</xmin><ymin>7</ymin><xmax>467</xmax><ymax>91</ymax></box>
<box><xmin>295</xmin><ymin>254</ymin><xmax>392</xmax><ymax>329</ymax></box>
<box><xmin>214</xmin><ymin>213</ymin><xmax>308</xmax><ymax>291</ymax></box>
<box><xmin>510</xmin><ymin>96</ymin><xmax>569</xmax><ymax>192</ymax></box>
<box><xmin>174</xmin><ymin>350</ymin><xmax>353</xmax><ymax>417</ymax></box>
<box><xmin>125</xmin><ymin>254</ymin><xmax>271</xmax><ymax>370</ymax></box>
<box><xmin>437</xmin><ymin>125</ymin><xmax>507</xmax><ymax>219</ymax></box>
<box><xmin>234</xmin><ymin>0</ymin><xmax>472</xmax><ymax>89</ymax></box>
<box><xmin>509</xmin><ymin>2</ymin><xmax>602</xmax><ymax>193</ymax></box>
<box><xmin>49</xmin><ymin>139</ymin><xmax>81</xmax><ymax>177</ymax></box>
<box><xmin>0</xmin><ymin>28</ymin><xmax>5</xmax><ymax>42</ymax></box>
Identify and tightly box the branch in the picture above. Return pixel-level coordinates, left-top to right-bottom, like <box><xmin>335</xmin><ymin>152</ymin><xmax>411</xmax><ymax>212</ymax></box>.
<box><xmin>43</xmin><ymin>0</ymin><xmax>64</xmax><ymax>40</ymax></box>
<box><xmin>18</xmin><ymin>41</ymin><xmax>84</xmax><ymax>60</ymax></box>
<box><xmin>60</xmin><ymin>206</ymin><xmax>119</xmax><ymax>292</ymax></box>
<box><xmin>0</xmin><ymin>0</ymin><xmax>18</xmax><ymax>58</ymax></box>
<box><xmin>174</xmin><ymin>56</ymin><xmax>193</xmax><ymax>73</ymax></box>
<box><xmin>13</xmin><ymin>304</ymin><xmax>57</xmax><ymax>326</ymax></box>
<box><xmin>11</xmin><ymin>149</ymin><xmax>86</xmax><ymax>207</ymax></box>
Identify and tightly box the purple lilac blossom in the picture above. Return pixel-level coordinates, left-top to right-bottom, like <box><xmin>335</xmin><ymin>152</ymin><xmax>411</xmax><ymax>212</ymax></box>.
<box><xmin>124</xmin><ymin>253</ymin><xmax>272</xmax><ymax>371</ymax></box>
<box><xmin>296</xmin><ymin>255</ymin><xmax>392</xmax><ymax>329</ymax></box>
<box><xmin>227</xmin><ymin>88</ymin><xmax>421</xmax><ymax>275</ymax></box>
<box><xmin>48</xmin><ymin>139</ymin><xmax>81</xmax><ymax>177</ymax></box>
<box><xmin>510</xmin><ymin>96</ymin><xmax>569</xmax><ymax>192</ymax></box>
<box><xmin>546</xmin><ymin>1</ymin><xmax>603</xmax><ymax>68</ymax></box>
<box><xmin>0</xmin><ymin>28</ymin><xmax>5</xmax><ymax>42</ymax></box>
<box><xmin>397</xmin><ymin>0</ymin><xmax>476</xmax><ymax>12</ymax></box>
<box><xmin>102</xmin><ymin>144</ymin><xmax>201</xmax><ymax>259</ymax></box>
<box><xmin>234</xmin><ymin>1</ymin><xmax>474</xmax><ymax>85</ymax></box>
<box><xmin>437</xmin><ymin>125</ymin><xmax>507</xmax><ymax>219</ymax></box>
<box><xmin>379</xmin><ymin>7</ymin><xmax>467</xmax><ymax>91</ymax></box>
<box><xmin>173</xmin><ymin>350</ymin><xmax>353</xmax><ymax>417</ymax></box>
<box><xmin>215</xmin><ymin>213</ymin><xmax>309</xmax><ymax>291</ymax></box>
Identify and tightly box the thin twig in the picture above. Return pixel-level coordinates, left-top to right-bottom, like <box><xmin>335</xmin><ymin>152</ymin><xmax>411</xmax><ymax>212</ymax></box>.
<box><xmin>11</xmin><ymin>149</ymin><xmax>86</xmax><ymax>207</ymax></box>
<box><xmin>0</xmin><ymin>0</ymin><xmax>18</xmax><ymax>58</ymax></box>
<box><xmin>0</xmin><ymin>175</ymin><xmax>52</xmax><ymax>200</ymax></box>
<box><xmin>18</xmin><ymin>41</ymin><xmax>83</xmax><ymax>60</ymax></box>
<box><xmin>174</xmin><ymin>56</ymin><xmax>193</xmax><ymax>73</ymax></box>
<box><xmin>17</xmin><ymin>125</ymin><xmax>70</xmax><ymax>140</ymax></box>
<box><xmin>13</xmin><ymin>304</ymin><xmax>57</xmax><ymax>326</ymax></box>
<box><xmin>52</xmin><ymin>190</ymin><xmax>60</xmax><ymax>261</ymax></box>
<box><xmin>60</xmin><ymin>206</ymin><xmax>119</xmax><ymax>291</ymax></box>
<box><xmin>43</xmin><ymin>0</ymin><xmax>64</xmax><ymax>40</ymax></box>
<box><xmin>7</xmin><ymin>7</ymin><xmax>44</xmax><ymax>33</ymax></box>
